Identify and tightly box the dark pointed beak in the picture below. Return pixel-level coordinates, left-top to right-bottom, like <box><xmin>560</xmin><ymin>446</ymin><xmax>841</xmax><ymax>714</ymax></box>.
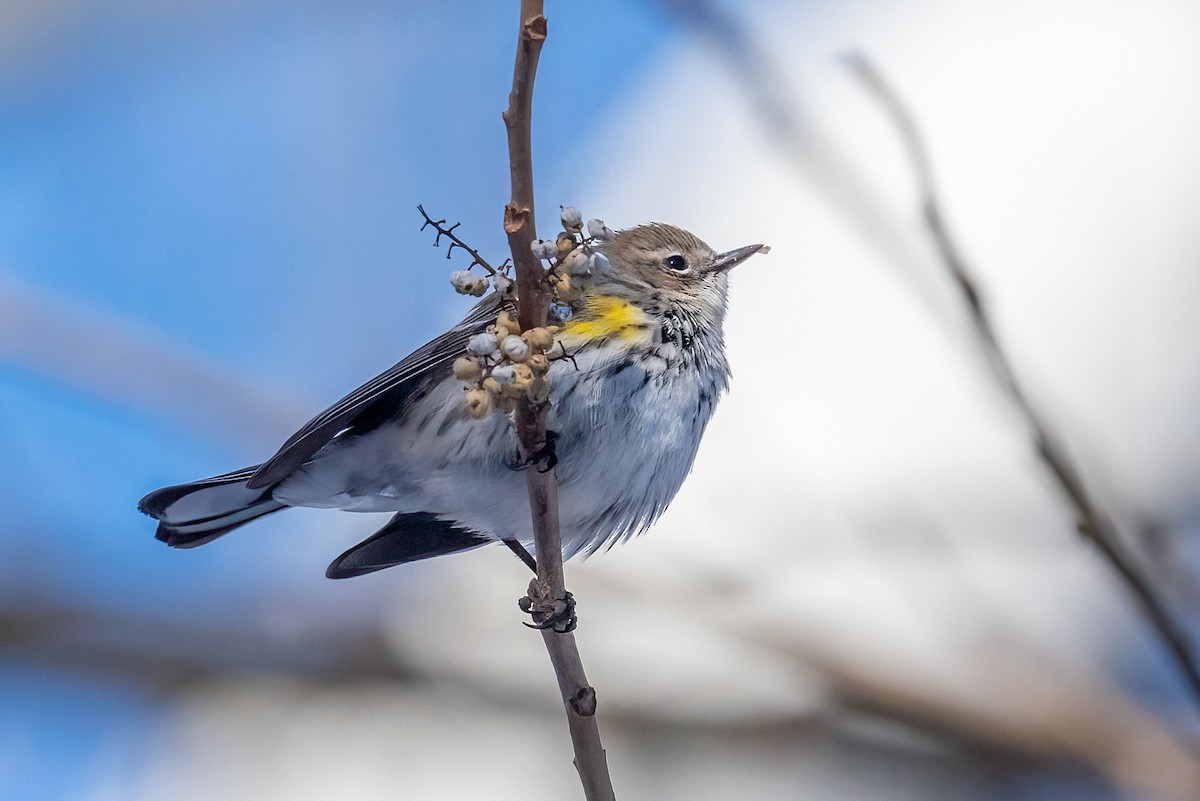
<box><xmin>712</xmin><ymin>243</ymin><xmax>770</xmax><ymax>272</ymax></box>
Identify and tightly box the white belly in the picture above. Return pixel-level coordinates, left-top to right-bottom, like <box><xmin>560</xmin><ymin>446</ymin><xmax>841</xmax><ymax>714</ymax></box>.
<box><xmin>273</xmin><ymin>343</ymin><xmax>725</xmax><ymax>558</ymax></box>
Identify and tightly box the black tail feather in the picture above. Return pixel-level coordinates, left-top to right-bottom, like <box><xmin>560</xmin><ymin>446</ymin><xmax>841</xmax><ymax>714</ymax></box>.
<box><xmin>139</xmin><ymin>465</ymin><xmax>286</xmax><ymax>548</ymax></box>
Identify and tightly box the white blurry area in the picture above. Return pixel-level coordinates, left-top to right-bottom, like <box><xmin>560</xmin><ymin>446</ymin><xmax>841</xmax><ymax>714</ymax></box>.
<box><xmin>94</xmin><ymin>678</ymin><xmax>999</xmax><ymax>801</ymax></box>
<box><xmin>573</xmin><ymin>0</ymin><xmax>1200</xmax><ymax>690</ymax></box>
<box><xmin>12</xmin><ymin>0</ymin><xmax>1200</xmax><ymax>799</ymax></box>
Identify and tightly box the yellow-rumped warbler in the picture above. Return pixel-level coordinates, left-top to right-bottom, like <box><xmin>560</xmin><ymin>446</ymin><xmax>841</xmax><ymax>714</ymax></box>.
<box><xmin>139</xmin><ymin>222</ymin><xmax>766</xmax><ymax>577</ymax></box>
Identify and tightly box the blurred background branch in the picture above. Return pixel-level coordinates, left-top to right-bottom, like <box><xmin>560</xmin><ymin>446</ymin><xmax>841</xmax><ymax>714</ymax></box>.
<box><xmin>0</xmin><ymin>272</ymin><xmax>307</xmax><ymax>454</ymax></box>
<box><xmin>841</xmin><ymin>52</ymin><xmax>1200</xmax><ymax>708</ymax></box>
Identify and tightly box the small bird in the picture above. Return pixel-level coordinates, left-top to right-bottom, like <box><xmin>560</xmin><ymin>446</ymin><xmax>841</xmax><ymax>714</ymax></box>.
<box><xmin>140</xmin><ymin>222</ymin><xmax>766</xmax><ymax>578</ymax></box>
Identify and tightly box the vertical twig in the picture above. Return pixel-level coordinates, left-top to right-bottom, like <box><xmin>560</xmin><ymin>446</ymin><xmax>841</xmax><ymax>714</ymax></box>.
<box><xmin>843</xmin><ymin>53</ymin><xmax>1200</xmax><ymax>708</ymax></box>
<box><xmin>501</xmin><ymin>3</ymin><xmax>617</xmax><ymax>798</ymax></box>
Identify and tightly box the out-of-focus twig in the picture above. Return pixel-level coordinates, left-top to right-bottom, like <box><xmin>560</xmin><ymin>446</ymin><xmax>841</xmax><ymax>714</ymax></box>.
<box><xmin>0</xmin><ymin>600</ymin><xmax>411</xmax><ymax>692</ymax></box>
<box><xmin>815</xmin><ymin>646</ymin><xmax>1200</xmax><ymax>801</ymax></box>
<box><xmin>658</xmin><ymin>0</ymin><xmax>947</xmax><ymax>319</ymax></box>
<box><xmin>841</xmin><ymin>53</ymin><xmax>1200</xmax><ymax>708</ymax></box>
<box><xmin>500</xmin><ymin>2</ymin><xmax>617</xmax><ymax>798</ymax></box>
<box><xmin>0</xmin><ymin>272</ymin><xmax>307</xmax><ymax>455</ymax></box>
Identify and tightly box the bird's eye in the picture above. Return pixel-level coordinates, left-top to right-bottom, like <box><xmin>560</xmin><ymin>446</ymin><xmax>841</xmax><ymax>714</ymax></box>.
<box><xmin>663</xmin><ymin>254</ymin><xmax>688</xmax><ymax>272</ymax></box>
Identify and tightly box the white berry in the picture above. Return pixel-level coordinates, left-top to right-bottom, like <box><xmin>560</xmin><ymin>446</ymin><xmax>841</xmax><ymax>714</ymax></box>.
<box><xmin>563</xmin><ymin>248</ymin><xmax>591</xmax><ymax>276</ymax></box>
<box><xmin>502</xmin><ymin>337</ymin><xmax>530</xmax><ymax>362</ymax></box>
<box><xmin>586</xmin><ymin>219</ymin><xmax>614</xmax><ymax>242</ymax></box>
<box><xmin>560</xmin><ymin>206</ymin><xmax>584</xmax><ymax>231</ymax></box>
<box><xmin>468</xmin><ymin>276</ymin><xmax>489</xmax><ymax>296</ymax></box>
<box><xmin>530</xmin><ymin>239</ymin><xmax>556</xmax><ymax>261</ymax></box>
<box><xmin>590</xmin><ymin>252</ymin><xmax>612</xmax><ymax>277</ymax></box>
<box><xmin>467</xmin><ymin>333</ymin><xmax>498</xmax><ymax>357</ymax></box>
<box><xmin>491</xmin><ymin>364</ymin><xmax>517</xmax><ymax>385</ymax></box>
<box><xmin>548</xmin><ymin>301</ymin><xmax>573</xmax><ymax>322</ymax></box>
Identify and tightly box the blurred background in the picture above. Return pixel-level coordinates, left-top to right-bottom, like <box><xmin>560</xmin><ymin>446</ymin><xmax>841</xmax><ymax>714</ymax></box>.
<box><xmin>2</xmin><ymin>0</ymin><xmax>1199</xmax><ymax>798</ymax></box>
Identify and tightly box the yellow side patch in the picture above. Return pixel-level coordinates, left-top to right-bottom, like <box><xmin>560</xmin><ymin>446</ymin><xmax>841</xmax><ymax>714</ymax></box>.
<box><xmin>561</xmin><ymin>295</ymin><xmax>652</xmax><ymax>345</ymax></box>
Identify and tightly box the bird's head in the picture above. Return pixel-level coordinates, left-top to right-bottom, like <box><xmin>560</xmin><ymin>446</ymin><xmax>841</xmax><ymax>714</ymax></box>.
<box><xmin>593</xmin><ymin>223</ymin><xmax>767</xmax><ymax>318</ymax></box>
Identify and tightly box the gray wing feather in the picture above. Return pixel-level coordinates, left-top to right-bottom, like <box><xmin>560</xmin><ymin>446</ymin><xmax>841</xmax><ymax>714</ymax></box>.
<box><xmin>246</xmin><ymin>292</ymin><xmax>508</xmax><ymax>489</ymax></box>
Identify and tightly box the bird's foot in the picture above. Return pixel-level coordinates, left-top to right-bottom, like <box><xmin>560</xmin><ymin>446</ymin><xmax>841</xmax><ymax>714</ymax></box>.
<box><xmin>527</xmin><ymin>429</ymin><xmax>559</xmax><ymax>473</ymax></box>
<box><xmin>506</xmin><ymin>430</ymin><xmax>559</xmax><ymax>473</ymax></box>
<box><xmin>519</xmin><ymin>578</ymin><xmax>577</xmax><ymax>633</ymax></box>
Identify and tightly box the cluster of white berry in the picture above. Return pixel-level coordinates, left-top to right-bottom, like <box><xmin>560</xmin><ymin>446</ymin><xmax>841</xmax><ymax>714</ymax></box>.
<box><xmin>530</xmin><ymin>206</ymin><xmax>614</xmax><ymax>323</ymax></box>
<box><xmin>449</xmin><ymin>205</ymin><xmax>614</xmax><ymax>419</ymax></box>
<box><xmin>453</xmin><ymin>310</ymin><xmax>560</xmax><ymax>419</ymax></box>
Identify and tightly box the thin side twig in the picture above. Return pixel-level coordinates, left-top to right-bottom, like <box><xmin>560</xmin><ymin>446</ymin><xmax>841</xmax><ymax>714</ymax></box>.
<box><xmin>417</xmin><ymin>205</ymin><xmax>503</xmax><ymax>276</ymax></box>
<box><xmin>843</xmin><ymin>53</ymin><xmax>1200</xmax><ymax>708</ymax></box>
<box><xmin>500</xmin><ymin>2</ymin><xmax>617</xmax><ymax>798</ymax></box>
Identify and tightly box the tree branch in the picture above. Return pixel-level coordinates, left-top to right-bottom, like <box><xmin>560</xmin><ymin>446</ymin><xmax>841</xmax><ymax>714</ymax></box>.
<box><xmin>501</xmin><ymin>3</ymin><xmax>617</xmax><ymax>798</ymax></box>
<box><xmin>843</xmin><ymin>53</ymin><xmax>1200</xmax><ymax>709</ymax></box>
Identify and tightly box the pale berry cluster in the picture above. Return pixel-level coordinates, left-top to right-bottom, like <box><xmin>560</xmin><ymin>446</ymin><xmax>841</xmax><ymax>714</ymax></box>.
<box><xmin>528</xmin><ymin>206</ymin><xmax>614</xmax><ymax>323</ymax></box>
<box><xmin>449</xmin><ymin>205</ymin><xmax>614</xmax><ymax>419</ymax></box>
<box><xmin>453</xmin><ymin>310</ymin><xmax>560</xmax><ymax>419</ymax></box>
